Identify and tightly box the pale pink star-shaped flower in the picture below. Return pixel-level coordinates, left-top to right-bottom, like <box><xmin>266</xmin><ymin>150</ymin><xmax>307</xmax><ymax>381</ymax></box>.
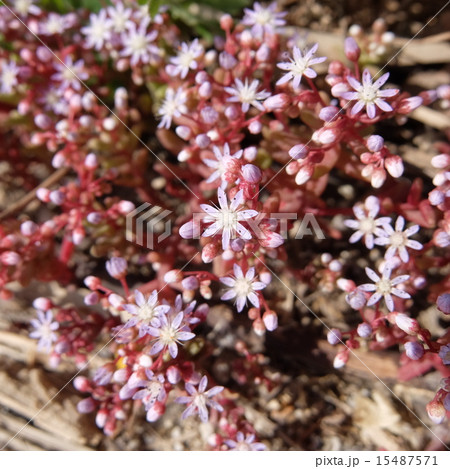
<box><xmin>220</xmin><ymin>264</ymin><xmax>267</xmax><ymax>312</ymax></box>
<box><xmin>276</xmin><ymin>43</ymin><xmax>326</xmax><ymax>89</ymax></box>
<box><xmin>341</xmin><ymin>69</ymin><xmax>399</xmax><ymax>119</ymax></box>
<box><xmin>359</xmin><ymin>262</ymin><xmax>410</xmax><ymax>312</ymax></box>
<box><xmin>374</xmin><ymin>216</ymin><xmax>423</xmax><ymax>263</ymax></box>
<box><xmin>224</xmin><ymin>78</ymin><xmax>271</xmax><ymax>113</ymax></box>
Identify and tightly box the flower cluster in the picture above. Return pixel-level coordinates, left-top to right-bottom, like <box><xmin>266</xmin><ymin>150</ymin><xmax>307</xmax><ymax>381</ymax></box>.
<box><xmin>0</xmin><ymin>0</ymin><xmax>447</xmax><ymax>448</ymax></box>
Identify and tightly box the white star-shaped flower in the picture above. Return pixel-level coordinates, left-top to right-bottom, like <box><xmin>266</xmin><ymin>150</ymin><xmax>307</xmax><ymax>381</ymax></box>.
<box><xmin>225</xmin><ymin>78</ymin><xmax>271</xmax><ymax>113</ymax></box>
<box><xmin>276</xmin><ymin>43</ymin><xmax>326</xmax><ymax>89</ymax></box>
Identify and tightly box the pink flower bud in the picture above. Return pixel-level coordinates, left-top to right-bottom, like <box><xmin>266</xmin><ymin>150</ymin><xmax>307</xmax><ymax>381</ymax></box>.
<box><xmin>357</xmin><ymin>322</ymin><xmax>372</xmax><ymax>338</ymax></box>
<box><xmin>182</xmin><ymin>276</ymin><xmax>199</xmax><ymax>290</ymax></box>
<box><xmin>333</xmin><ymin>350</ymin><xmax>349</xmax><ymax>368</ymax></box>
<box><xmin>200</xmin><ymin>284</ymin><xmax>212</xmax><ymax>299</ymax></box>
<box><xmin>199</xmin><ymin>81</ymin><xmax>212</xmax><ymax>98</ymax></box>
<box><xmin>108</xmin><ymin>293</ymin><xmax>124</xmax><ymax>308</ymax></box>
<box><xmin>437</xmin><ymin>84</ymin><xmax>450</xmax><ymax>100</ymax></box>
<box><xmin>230</xmin><ymin>238</ymin><xmax>245</xmax><ymax>252</ymax></box>
<box><xmin>84</xmin><ymin>292</ymin><xmax>99</xmax><ymax>306</ymax></box>
<box><xmin>256</xmin><ymin>44</ymin><xmax>270</xmax><ymax>62</ymax></box>
<box><xmin>201</xmin><ymin>106</ymin><xmax>219</xmax><ymax>125</ymax></box>
<box><xmin>344</xmin><ymin>37</ymin><xmax>361</xmax><ymax>62</ymax></box>
<box><xmin>146</xmin><ymin>402</ymin><xmax>165</xmax><ymax>422</ymax></box>
<box><xmin>429</xmin><ymin>189</ymin><xmax>445</xmax><ymax>206</ymax></box>
<box><xmin>295</xmin><ymin>165</ymin><xmax>314</xmax><ymax>185</ymax></box>
<box><xmin>437</xmin><ymin>293</ymin><xmax>450</xmax><ymax>315</ymax></box>
<box><xmin>329</xmin><ymin>260</ymin><xmax>342</xmax><ymax>272</ymax></box>
<box><xmin>312</xmin><ymin>128</ymin><xmax>336</xmax><ymax>145</ymax></box>
<box><xmin>36</xmin><ymin>46</ymin><xmax>52</xmax><ymax>62</ymax></box>
<box><xmin>396</xmin><ymin>96</ymin><xmax>423</xmax><ymax>114</ymax></box>
<box><xmin>0</xmin><ymin>251</ymin><xmax>20</xmax><ymax>265</ymax></box>
<box><xmin>49</xmin><ymin>190</ymin><xmax>65</xmax><ymax>205</ymax></box>
<box><xmin>263</xmin><ymin>93</ymin><xmax>290</xmax><ymax>111</ymax></box>
<box><xmin>77</xmin><ymin>398</ymin><xmax>96</xmax><ymax>414</ymax></box>
<box><xmin>327</xmin><ymin>328</ymin><xmax>342</xmax><ymax>345</ymax></box>
<box><xmin>220</xmin><ymin>14</ymin><xmax>233</xmax><ymax>31</ymax></box>
<box><xmin>179</xmin><ymin>220</ymin><xmax>200</xmax><ymax>239</ymax></box>
<box><xmin>385</xmin><ymin>155</ymin><xmax>404</xmax><ymax>178</ymax></box>
<box><xmin>178</xmin><ymin>149</ymin><xmax>192</xmax><ymax>162</ymax></box>
<box><xmin>84</xmin><ymin>275</ymin><xmax>101</xmax><ymax>290</ymax></box>
<box><xmin>262</xmin><ymin>310</ymin><xmax>278</xmax><ymax>331</ymax></box>
<box><xmin>431</xmin><ymin>153</ymin><xmax>450</xmax><ymax>169</ymax></box>
<box><xmin>225</xmin><ymin>105</ymin><xmax>240</xmax><ymax>120</ymax></box>
<box><xmin>252</xmin><ymin>318</ymin><xmax>266</xmax><ymax>336</ymax></box>
<box><xmin>36</xmin><ymin>187</ymin><xmax>50</xmax><ymax>202</ymax></box>
<box><xmin>395</xmin><ymin>313</ymin><xmax>419</xmax><ymax>334</ymax></box>
<box><xmin>371</xmin><ymin>168</ymin><xmax>386</xmax><ymax>188</ymax></box>
<box><xmin>404</xmin><ymin>341</ymin><xmax>424</xmax><ymax>360</ymax></box>
<box><xmin>196</xmin><ymin>133</ymin><xmax>211</xmax><ymax>148</ymax></box>
<box><xmin>52</xmin><ymin>152</ymin><xmax>66</xmax><ymax>168</ymax></box>
<box><xmin>240</xmin><ymin>30</ymin><xmax>253</xmax><ymax>47</ymax></box>
<box><xmin>32</xmin><ymin>297</ymin><xmax>52</xmax><ymax>310</ymax></box>
<box><xmin>240</xmin><ymin>148</ymin><xmax>256</xmax><ymax>163</ymax></box>
<box><xmin>72</xmin><ymin>227</ymin><xmax>85</xmax><ymax>245</ymax></box>
<box><xmin>175</xmin><ymin>125</ymin><xmax>192</xmax><ymax>140</ymax></box>
<box><xmin>426</xmin><ymin>400</ymin><xmax>446</xmax><ymax>424</ymax></box>
<box><xmin>95</xmin><ymin>409</ymin><xmax>108</xmax><ymax>428</ymax></box>
<box><xmin>318</xmin><ymin>106</ymin><xmax>340</xmax><ymax>122</ymax></box>
<box><xmin>73</xmin><ymin>376</ymin><xmax>90</xmax><ymax>392</ymax></box>
<box><xmin>167</xmin><ymin>366</ymin><xmax>182</xmax><ymax>384</ymax></box>
<box><xmin>163</xmin><ymin>269</ymin><xmax>183</xmax><ymax>283</ymax></box>
<box><xmin>34</xmin><ymin>114</ymin><xmax>52</xmax><ymax>130</ymax></box>
<box><xmin>117</xmin><ymin>200</ymin><xmax>135</xmax><ymax>215</ymax></box>
<box><xmin>195</xmin><ymin>71</ymin><xmax>208</xmax><ymax>85</ymax></box>
<box><xmin>21</xmin><ymin>220</ymin><xmax>38</xmax><ymax>236</ymax></box>
<box><xmin>106</xmin><ymin>257</ymin><xmax>127</xmax><ymax>279</ymax></box>
<box><xmin>345</xmin><ymin>289</ymin><xmax>366</xmax><ymax>309</ymax></box>
<box><xmin>87</xmin><ymin>212</ymin><xmax>102</xmax><ymax>224</ymax></box>
<box><xmin>260</xmin><ymin>230</ymin><xmax>284</xmax><ymax>248</ymax></box>
<box><xmin>248</xmin><ymin>120</ymin><xmax>262</xmax><ymax>134</ymax></box>
<box><xmin>79</xmin><ymin>115</ymin><xmax>94</xmax><ymax>128</ymax></box>
<box><xmin>202</xmin><ymin>242</ymin><xmax>219</xmax><ymax>263</ymax></box>
<box><xmin>242</xmin><ymin>164</ymin><xmax>262</xmax><ymax>183</ymax></box>
<box><xmin>366</xmin><ymin>135</ymin><xmax>384</xmax><ymax>152</ymax></box>
<box><xmin>103</xmin><ymin>117</ymin><xmax>117</xmax><ymax>131</ymax></box>
<box><xmin>289</xmin><ymin>144</ymin><xmax>308</xmax><ymax>160</ymax></box>
<box><xmin>114</xmin><ymin>87</ymin><xmax>128</xmax><ymax>109</ymax></box>
<box><xmin>85</xmin><ymin>153</ymin><xmax>98</xmax><ymax>169</ymax></box>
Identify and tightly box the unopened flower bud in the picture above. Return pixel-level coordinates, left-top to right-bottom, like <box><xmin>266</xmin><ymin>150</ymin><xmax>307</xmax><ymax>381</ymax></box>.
<box><xmin>346</xmin><ymin>289</ymin><xmax>366</xmax><ymax>309</ymax></box>
<box><xmin>252</xmin><ymin>318</ymin><xmax>266</xmax><ymax>336</ymax></box>
<box><xmin>404</xmin><ymin>341</ymin><xmax>424</xmax><ymax>360</ymax></box>
<box><xmin>103</xmin><ymin>117</ymin><xmax>117</xmax><ymax>131</ymax></box>
<box><xmin>36</xmin><ymin>187</ymin><xmax>50</xmax><ymax>202</ymax></box>
<box><xmin>49</xmin><ymin>190</ymin><xmax>65</xmax><ymax>205</ymax></box>
<box><xmin>114</xmin><ymin>87</ymin><xmax>128</xmax><ymax>109</ymax></box>
<box><xmin>167</xmin><ymin>366</ymin><xmax>181</xmax><ymax>384</ymax></box>
<box><xmin>84</xmin><ymin>292</ymin><xmax>99</xmax><ymax>306</ymax></box>
<box><xmin>52</xmin><ymin>152</ymin><xmax>66</xmax><ymax>168</ymax></box>
<box><xmin>195</xmin><ymin>133</ymin><xmax>211</xmax><ymax>148</ymax></box>
<box><xmin>344</xmin><ymin>37</ymin><xmax>361</xmax><ymax>62</ymax></box>
<box><xmin>182</xmin><ymin>276</ymin><xmax>199</xmax><ymax>290</ymax></box>
<box><xmin>240</xmin><ymin>30</ymin><xmax>253</xmax><ymax>47</ymax></box>
<box><xmin>72</xmin><ymin>227</ymin><xmax>85</xmax><ymax>245</ymax></box>
<box><xmin>327</xmin><ymin>328</ymin><xmax>342</xmax><ymax>345</ymax></box>
<box><xmin>201</xmin><ymin>242</ymin><xmax>219</xmax><ymax>263</ymax></box>
<box><xmin>431</xmin><ymin>153</ymin><xmax>450</xmax><ymax>169</ymax></box>
<box><xmin>164</xmin><ymin>269</ymin><xmax>183</xmax><ymax>283</ymax></box>
<box><xmin>84</xmin><ymin>276</ymin><xmax>101</xmax><ymax>289</ymax></box>
<box><xmin>333</xmin><ymin>350</ymin><xmax>349</xmax><ymax>368</ymax></box>
<box><xmin>198</xmin><ymin>81</ymin><xmax>212</xmax><ymax>99</ymax></box>
<box><xmin>87</xmin><ymin>212</ymin><xmax>102</xmax><ymax>224</ymax></box>
<box><xmin>21</xmin><ymin>220</ymin><xmax>38</xmax><ymax>236</ymax></box>
<box><xmin>396</xmin><ymin>96</ymin><xmax>423</xmax><ymax>114</ymax></box>
<box><xmin>85</xmin><ymin>153</ymin><xmax>98</xmax><ymax>169</ymax></box>
<box><xmin>199</xmin><ymin>283</ymin><xmax>212</xmax><ymax>300</ymax></box>
<box><xmin>106</xmin><ymin>257</ymin><xmax>128</xmax><ymax>279</ymax></box>
<box><xmin>146</xmin><ymin>402</ymin><xmax>165</xmax><ymax>422</ymax></box>
<box><xmin>77</xmin><ymin>397</ymin><xmax>96</xmax><ymax>414</ymax></box>
<box><xmin>357</xmin><ymin>322</ymin><xmax>372</xmax><ymax>338</ymax></box>
<box><xmin>117</xmin><ymin>200</ymin><xmax>135</xmax><ymax>215</ymax></box>
<box><xmin>437</xmin><ymin>293</ymin><xmax>450</xmax><ymax>315</ymax></box>
<box><xmin>220</xmin><ymin>14</ymin><xmax>233</xmax><ymax>31</ymax></box>
<box><xmin>108</xmin><ymin>293</ymin><xmax>124</xmax><ymax>308</ymax></box>
<box><xmin>295</xmin><ymin>165</ymin><xmax>314</xmax><ymax>185</ymax></box>
<box><xmin>225</xmin><ymin>105</ymin><xmax>239</xmax><ymax>120</ymax></box>
<box><xmin>426</xmin><ymin>400</ymin><xmax>446</xmax><ymax>424</ymax></box>
<box><xmin>201</xmin><ymin>106</ymin><xmax>219</xmax><ymax>125</ymax></box>
<box><xmin>366</xmin><ymin>135</ymin><xmax>384</xmax><ymax>152</ymax></box>
<box><xmin>230</xmin><ymin>238</ymin><xmax>245</xmax><ymax>252</ymax></box>
<box><xmin>263</xmin><ymin>93</ymin><xmax>290</xmax><ymax>111</ymax></box>
<box><xmin>34</xmin><ymin>113</ymin><xmax>52</xmax><ymax>130</ymax></box>
<box><xmin>394</xmin><ymin>313</ymin><xmax>419</xmax><ymax>334</ymax></box>
<box><xmin>319</xmin><ymin>106</ymin><xmax>340</xmax><ymax>122</ymax></box>
<box><xmin>385</xmin><ymin>155</ymin><xmax>404</xmax><ymax>178</ymax></box>
<box><xmin>329</xmin><ymin>260</ymin><xmax>342</xmax><ymax>272</ymax></box>
<box><xmin>175</xmin><ymin>125</ymin><xmax>192</xmax><ymax>140</ymax></box>
<box><xmin>248</xmin><ymin>120</ymin><xmax>262</xmax><ymax>134</ymax></box>
<box><xmin>81</xmin><ymin>92</ymin><xmax>96</xmax><ymax>111</ymax></box>
<box><xmin>32</xmin><ymin>297</ymin><xmax>52</xmax><ymax>310</ymax></box>
<box><xmin>312</xmin><ymin>128</ymin><xmax>336</xmax><ymax>145</ymax></box>
<box><xmin>262</xmin><ymin>310</ymin><xmax>278</xmax><ymax>331</ymax></box>
<box><xmin>177</xmin><ymin>149</ymin><xmax>192</xmax><ymax>162</ymax></box>
<box><xmin>256</xmin><ymin>44</ymin><xmax>270</xmax><ymax>62</ymax></box>
<box><xmin>95</xmin><ymin>409</ymin><xmax>108</xmax><ymax>428</ymax></box>
<box><xmin>242</xmin><ymin>164</ymin><xmax>262</xmax><ymax>183</ymax></box>
<box><xmin>73</xmin><ymin>376</ymin><xmax>90</xmax><ymax>392</ymax></box>
<box><xmin>244</xmin><ymin>146</ymin><xmax>257</xmax><ymax>161</ymax></box>
<box><xmin>289</xmin><ymin>144</ymin><xmax>308</xmax><ymax>160</ymax></box>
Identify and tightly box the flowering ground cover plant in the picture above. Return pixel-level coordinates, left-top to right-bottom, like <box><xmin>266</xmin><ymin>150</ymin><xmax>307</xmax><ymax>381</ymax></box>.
<box><xmin>0</xmin><ymin>0</ymin><xmax>449</xmax><ymax>451</ymax></box>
